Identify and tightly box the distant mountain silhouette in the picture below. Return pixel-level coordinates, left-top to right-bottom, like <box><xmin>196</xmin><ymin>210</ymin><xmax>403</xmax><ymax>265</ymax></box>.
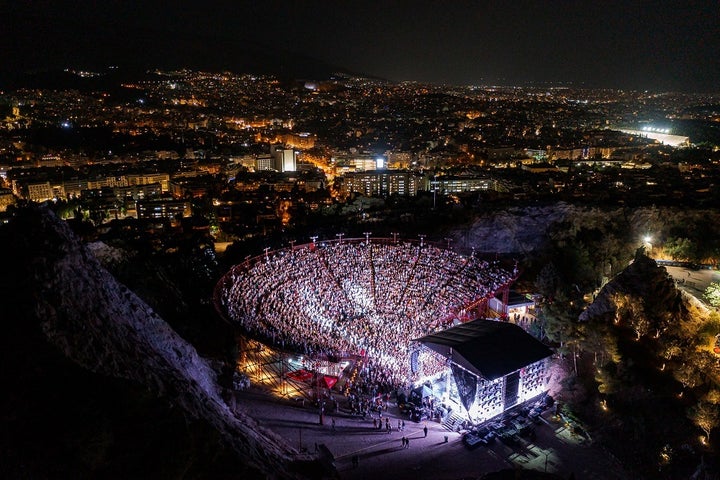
<box><xmin>0</xmin><ymin>19</ymin><xmax>356</xmax><ymax>89</ymax></box>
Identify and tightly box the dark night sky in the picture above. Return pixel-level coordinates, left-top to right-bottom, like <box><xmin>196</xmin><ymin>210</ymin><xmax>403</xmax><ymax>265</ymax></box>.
<box><xmin>2</xmin><ymin>0</ymin><xmax>719</xmax><ymax>91</ymax></box>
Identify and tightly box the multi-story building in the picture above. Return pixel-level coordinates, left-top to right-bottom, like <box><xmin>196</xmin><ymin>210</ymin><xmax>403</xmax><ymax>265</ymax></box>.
<box><xmin>27</xmin><ymin>182</ymin><xmax>59</xmax><ymax>202</ymax></box>
<box><xmin>341</xmin><ymin>170</ymin><xmax>425</xmax><ymax>197</ymax></box>
<box><xmin>256</xmin><ymin>155</ymin><xmax>274</xmax><ymax>171</ymax></box>
<box><xmin>136</xmin><ymin>197</ymin><xmax>190</xmax><ymax>220</ymax></box>
<box><xmin>115</xmin><ymin>183</ymin><xmax>163</xmax><ymax>200</ymax></box>
<box><xmin>38</xmin><ymin>155</ymin><xmax>64</xmax><ymax>167</ymax></box>
<box><xmin>126</xmin><ymin>173</ymin><xmax>170</xmax><ymax>192</ymax></box>
<box><xmin>431</xmin><ymin>176</ymin><xmax>502</xmax><ymax>193</ymax></box>
<box><xmin>333</xmin><ymin>153</ymin><xmax>383</xmax><ymax>172</ymax></box>
<box><xmin>271</xmin><ymin>145</ymin><xmax>297</xmax><ymax>172</ymax></box>
<box><xmin>0</xmin><ymin>189</ymin><xmax>15</xmax><ymax>212</ymax></box>
<box><xmin>386</xmin><ymin>151</ymin><xmax>413</xmax><ymax>169</ymax></box>
<box><xmin>19</xmin><ymin>174</ymin><xmax>170</xmax><ymax>202</ymax></box>
<box><xmin>63</xmin><ymin>179</ymin><xmax>90</xmax><ymax>199</ymax></box>
<box><xmin>547</xmin><ymin>146</ymin><xmax>620</xmax><ymax>162</ymax></box>
<box><xmin>170</xmin><ymin>179</ymin><xmax>208</xmax><ymax>198</ymax></box>
<box><xmin>280</xmin><ymin>132</ymin><xmax>316</xmax><ymax>150</ymax></box>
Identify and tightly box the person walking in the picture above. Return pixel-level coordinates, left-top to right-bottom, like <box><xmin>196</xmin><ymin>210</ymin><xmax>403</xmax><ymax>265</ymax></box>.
<box><xmin>423</xmin><ymin>425</ymin><xmax>428</xmax><ymax>437</ymax></box>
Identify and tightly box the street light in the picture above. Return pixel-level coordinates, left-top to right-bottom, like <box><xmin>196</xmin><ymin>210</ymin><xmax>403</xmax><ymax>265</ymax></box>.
<box><xmin>643</xmin><ymin>235</ymin><xmax>653</xmax><ymax>256</ymax></box>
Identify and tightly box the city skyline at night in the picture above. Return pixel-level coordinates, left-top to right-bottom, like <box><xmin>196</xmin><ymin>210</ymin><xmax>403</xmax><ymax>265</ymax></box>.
<box><xmin>2</xmin><ymin>1</ymin><xmax>719</xmax><ymax>92</ymax></box>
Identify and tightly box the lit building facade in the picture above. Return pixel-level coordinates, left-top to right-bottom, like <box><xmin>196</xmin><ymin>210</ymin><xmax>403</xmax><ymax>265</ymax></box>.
<box><xmin>271</xmin><ymin>145</ymin><xmax>297</xmax><ymax>172</ymax></box>
<box><xmin>126</xmin><ymin>173</ymin><xmax>170</xmax><ymax>192</ymax></box>
<box><xmin>341</xmin><ymin>170</ymin><xmax>425</xmax><ymax>196</ymax></box>
<box><xmin>256</xmin><ymin>155</ymin><xmax>274</xmax><ymax>171</ymax></box>
<box><xmin>432</xmin><ymin>176</ymin><xmax>502</xmax><ymax>193</ymax></box>
<box><xmin>280</xmin><ymin>132</ymin><xmax>316</xmax><ymax>149</ymax></box>
<box><xmin>27</xmin><ymin>182</ymin><xmax>58</xmax><ymax>202</ymax></box>
<box><xmin>136</xmin><ymin>197</ymin><xmax>190</xmax><ymax>220</ymax></box>
<box><xmin>0</xmin><ymin>189</ymin><xmax>16</xmax><ymax>212</ymax></box>
<box><xmin>332</xmin><ymin>153</ymin><xmax>382</xmax><ymax>172</ymax></box>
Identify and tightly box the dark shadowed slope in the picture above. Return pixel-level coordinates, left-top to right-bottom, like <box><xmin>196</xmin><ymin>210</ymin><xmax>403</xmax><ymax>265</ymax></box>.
<box><xmin>0</xmin><ymin>207</ymin><xmax>330</xmax><ymax>479</ymax></box>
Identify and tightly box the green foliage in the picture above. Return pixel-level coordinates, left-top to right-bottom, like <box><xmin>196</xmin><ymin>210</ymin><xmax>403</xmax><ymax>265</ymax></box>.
<box><xmin>556</xmin><ymin>243</ymin><xmax>597</xmax><ymax>292</ymax></box>
<box><xmin>578</xmin><ymin>320</ymin><xmax>621</xmax><ymax>366</ymax></box>
<box><xmin>541</xmin><ymin>210</ymin><xmax>720</xmax><ymax>475</ymax></box>
<box><xmin>534</xmin><ymin>262</ymin><xmax>560</xmax><ymax>298</ymax></box>
<box><xmin>704</xmin><ymin>282</ymin><xmax>720</xmax><ymax>308</ymax></box>
<box><xmin>697</xmin><ymin>313</ymin><xmax>720</xmax><ymax>351</ymax></box>
<box><xmin>688</xmin><ymin>401</ymin><xmax>720</xmax><ymax>441</ymax></box>
<box><xmin>664</xmin><ymin>215</ymin><xmax>720</xmax><ymax>265</ymax></box>
<box><xmin>706</xmin><ymin>389</ymin><xmax>720</xmax><ymax>405</ymax></box>
<box><xmin>660</xmin><ymin>342</ymin><xmax>682</xmax><ymax>361</ymax></box>
<box><xmin>527</xmin><ymin>317</ymin><xmax>544</xmax><ymax>339</ymax></box>
<box><xmin>665</xmin><ymin>237</ymin><xmax>699</xmax><ymax>262</ymax></box>
<box><xmin>673</xmin><ymin>359</ymin><xmax>703</xmax><ymax>390</ymax></box>
<box><xmin>542</xmin><ymin>209</ymin><xmax>636</xmax><ymax>296</ymax></box>
<box><xmin>541</xmin><ymin>298</ymin><xmax>576</xmax><ymax>346</ymax></box>
<box><xmin>595</xmin><ymin>361</ymin><xmax>621</xmax><ymax>395</ymax></box>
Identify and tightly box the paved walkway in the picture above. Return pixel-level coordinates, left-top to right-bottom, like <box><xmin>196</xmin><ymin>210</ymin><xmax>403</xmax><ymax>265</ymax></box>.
<box><xmin>663</xmin><ymin>265</ymin><xmax>719</xmax><ymax>303</ymax></box>
<box><xmin>234</xmin><ymin>388</ymin><xmax>629</xmax><ymax>479</ymax></box>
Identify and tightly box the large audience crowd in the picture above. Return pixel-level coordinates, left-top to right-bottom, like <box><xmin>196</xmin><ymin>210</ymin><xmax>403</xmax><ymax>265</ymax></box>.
<box><xmin>219</xmin><ymin>240</ymin><xmax>512</xmax><ymax>390</ymax></box>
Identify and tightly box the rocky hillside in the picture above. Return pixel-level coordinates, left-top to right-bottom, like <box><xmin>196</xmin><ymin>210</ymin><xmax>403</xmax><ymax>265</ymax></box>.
<box><xmin>454</xmin><ymin>203</ymin><xmax>690</xmax><ymax>255</ymax></box>
<box><xmin>0</xmin><ymin>208</ymin><xmax>325</xmax><ymax>479</ymax></box>
<box><xmin>579</xmin><ymin>250</ymin><xmax>683</xmax><ymax>323</ymax></box>
<box><xmin>568</xmin><ymin>253</ymin><xmax>720</xmax><ymax>477</ymax></box>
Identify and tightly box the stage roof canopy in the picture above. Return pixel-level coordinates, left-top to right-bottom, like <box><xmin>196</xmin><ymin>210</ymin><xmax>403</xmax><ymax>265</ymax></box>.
<box><xmin>414</xmin><ymin>320</ymin><xmax>552</xmax><ymax>381</ymax></box>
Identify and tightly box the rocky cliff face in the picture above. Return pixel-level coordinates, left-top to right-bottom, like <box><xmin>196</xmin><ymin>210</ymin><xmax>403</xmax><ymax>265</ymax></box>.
<box><xmin>579</xmin><ymin>250</ymin><xmax>682</xmax><ymax>322</ymax></box>
<box><xmin>454</xmin><ymin>203</ymin><xmax>675</xmax><ymax>255</ymax></box>
<box><xmin>1</xmin><ymin>208</ymin><xmax>321</xmax><ymax>479</ymax></box>
<box><xmin>455</xmin><ymin>203</ymin><xmax>574</xmax><ymax>254</ymax></box>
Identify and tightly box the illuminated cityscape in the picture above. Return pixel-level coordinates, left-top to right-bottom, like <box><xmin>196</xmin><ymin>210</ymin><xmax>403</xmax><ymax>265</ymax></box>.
<box><xmin>2</xmin><ymin>71</ymin><xmax>719</xmax><ymax>219</ymax></box>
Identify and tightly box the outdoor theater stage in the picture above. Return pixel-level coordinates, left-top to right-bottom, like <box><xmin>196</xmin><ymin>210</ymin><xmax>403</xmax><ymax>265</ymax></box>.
<box><xmin>414</xmin><ymin>319</ymin><xmax>553</xmax><ymax>425</ymax></box>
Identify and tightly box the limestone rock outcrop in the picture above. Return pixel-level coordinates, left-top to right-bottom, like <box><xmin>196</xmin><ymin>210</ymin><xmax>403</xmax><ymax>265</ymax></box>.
<box><xmin>455</xmin><ymin>203</ymin><xmax>692</xmax><ymax>255</ymax></box>
<box><xmin>579</xmin><ymin>251</ymin><xmax>681</xmax><ymax>323</ymax></box>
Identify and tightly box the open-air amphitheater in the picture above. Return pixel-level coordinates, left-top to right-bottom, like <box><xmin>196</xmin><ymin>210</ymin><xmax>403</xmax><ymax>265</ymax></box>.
<box><xmin>215</xmin><ymin>236</ymin><xmax>550</xmax><ymax>425</ymax></box>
